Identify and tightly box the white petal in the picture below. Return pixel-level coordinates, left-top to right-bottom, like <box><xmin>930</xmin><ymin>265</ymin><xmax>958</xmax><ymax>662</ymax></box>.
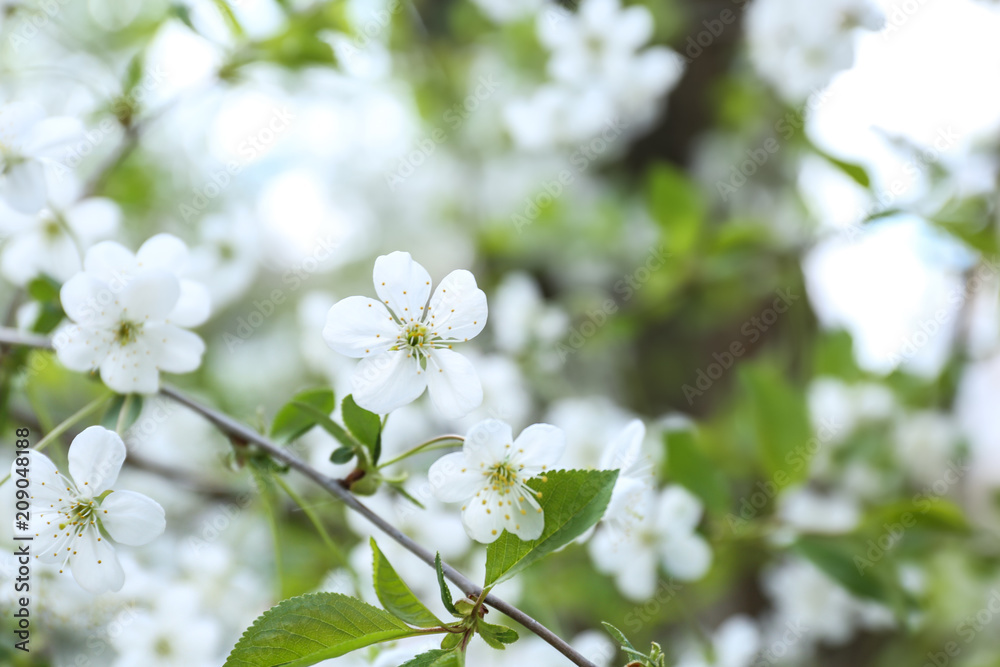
<box><xmin>616</xmin><ymin>547</ymin><xmax>659</xmax><ymax>601</ymax></box>
<box><xmin>463</xmin><ymin>419</ymin><xmax>513</xmax><ymax>468</ymax></box>
<box><xmin>428</xmin><ymin>452</ymin><xmax>487</xmax><ymax>503</ymax></box>
<box><xmin>169</xmin><ymin>280</ymin><xmax>211</xmax><ymax>327</ymax></box>
<box><xmin>510</xmin><ymin>423</ymin><xmax>565</xmax><ymax>471</ymax></box>
<box><xmin>136</xmin><ymin>233</ymin><xmax>189</xmax><ymax>271</ymax></box>
<box><xmin>53</xmin><ymin>323</ymin><xmax>112</xmax><ymax>371</ymax></box>
<box><xmin>0</xmin><ymin>102</ymin><xmax>45</xmax><ymax>145</ymax></box>
<box><xmin>425</xmin><ymin>348</ymin><xmax>482</xmax><ymax>419</ymax></box>
<box><xmin>426</xmin><ymin>270</ymin><xmax>488</xmax><ymax>342</ymax></box>
<box><xmin>461</xmin><ymin>489</ymin><xmax>507</xmax><ymax>543</ymax></box>
<box><xmin>84</xmin><ymin>240</ymin><xmax>138</xmax><ymax>284</ymax></box>
<box><xmin>503</xmin><ymin>491</ymin><xmax>544</xmax><ymax>541</ymax></box>
<box><xmin>1</xmin><ymin>232</ymin><xmax>44</xmax><ymax>285</ymax></box>
<box><xmin>660</xmin><ymin>533</ymin><xmax>712</xmax><ymax>581</ymax></box>
<box><xmin>323</xmin><ymin>296</ymin><xmax>398</xmax><ymax>358</ymax></box>
<box><xmin>99</xmin><ymin>341</ymin><xmax>160</xmax><ymax>394</ymax></box>
<box><xmin>70</xmin><ymin>529</ymin><xmax>125</xmax><ymax>594</ymax></box>
<box><xmin>351</xmin><ymin>349</ymin><xmax>427</xmax><ymax>414</ymax></box>
<box><xmin>655</xmin><ymin>485</ymin><xmax>704</xmax><ymax>533</ymax></box>
<box><xmin>100</xmin><ymin>490</ymin><xmax>165</xmax><ymax>546</ymax></box>
<box><xmin>142</xmin><ymin>323</ymin><xmax>205</xmax><ymax>373</ymax></box>
<box><xmin>612</xmin><ymin>5</ymin><xmax>653</xmax><ymax>51</ymax></box>
<box><xmin>373</xmin><ymin>251</ymin><xmax>432</xmax><ymax>323</ymax></box>
<box><xmin>64</xmin><ymin>197</ymin><xmax>120</xmax><ymax>240</ymax></box>
<box><xmin>38</xmin><ymin>230</ymin><xmax>83</xmax><ymax>282</ymax></box>
<box><xmin>29</xmin><ymin>510</ymin><xmax>72</xmax><ymax>561</ymax></box>
<box><xmin>23</xmin><ymin>116</ymin><xmax>84</xmax><ymax>158</ymax></box>
<box><xmin>68</xmin><ymin>426</ymin><xmax>125</xmax><ymax>495</ymax></box>
<box><xmin>599</xmin><ymin>419</ymin><xmax>645</xmax><ymax>470</ymax></box>
<box><xmin>119</xmin><ymin>270</ymin><xmax>180</xmax><ymax>322</ymax></box>
<box><xmin>0</xmin><ymin>160</ymin><xmax>47</xmax><ymax>213</ymax></box>
<box><xmin>60</xmin><ymin>272</ymin><xmax>121</xmax><ymax>327</ymax></box>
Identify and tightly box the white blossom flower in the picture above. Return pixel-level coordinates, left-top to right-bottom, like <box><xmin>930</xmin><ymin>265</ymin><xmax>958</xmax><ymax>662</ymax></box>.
<box><xmin>746</xmin><ymin>0</ymin><xmax>884</xmax><ymax>103</ymax></box>
<box><xmin>428</xmin><ymin>419</ymin><xmax>565</xmax><ymax>543</ymax></box>
<box><xmin>17</xmin><ymin>426</ymin><xmax>166</xmax><ymax>594</ymax></box>
<box><xmin>0</xmin><ymin>183</ymin><xmax>120</xmax><ymax>285</ymax></box>
<box><xmin>589</xmin><ymin>485</ymin><xmax>712</xmax><ymax>601</ymax></box>
<box><xmin>323</xmin><ymin>251</ymin><xmax>488</xmax><ymax>418</ymax></box>
<box><xmin>110</xmin><ymin>586</ymin><xmax>222</xmax><ymax>667</ymax></box>
<box><xmin>0</xmin><ymin>101</ymin><xmax>84</xmax><ymax>213</ymax></box>
<box><xmin>53</xmin><ymin>234</ymin><xmax>210</xmax><ymax>394</ymax></box>
<box><xmin>504</xmin><ymin>0</ymin><xmax>683</xmax><ymax>149</ymax></box>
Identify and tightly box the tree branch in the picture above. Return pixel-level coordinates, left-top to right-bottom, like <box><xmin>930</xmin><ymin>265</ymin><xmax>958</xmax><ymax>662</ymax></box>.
<box><xmin>0</xmin><ymin>327</ymin><xmax>598</xmax><ymax>667</ymax></box>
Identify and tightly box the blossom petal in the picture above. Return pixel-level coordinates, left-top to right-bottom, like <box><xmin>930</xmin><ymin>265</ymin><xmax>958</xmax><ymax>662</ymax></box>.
<box><xmin>143</xmin><ymin>323</ymin><xmax>205</xmax><ymax>373</ymax></box>
<box><xmin>323</xmin><ymin>296</ymin><xmax>399</xmax><ymax>358</ymax></box>
<box><xmin>60</xmin><ymin>272</ymin><xmax>121</xmax><ymax>327</ymax></box>
<box><xmin>503</xmin><ymin>491</ymin><xmax>544</xmax><ymax>541</ymax></box>
<box><xmin>510</xmin><ymin>423</ymin><xmax>565</xmax><ymax>471</ymax></box>
<box><xmin>0</xmin><ymin>232</ymin><xmax>44</xmax><ymax>285</ymax></box>
<box><xmin>99</xmin><ymin>341</ymin><xmax>160</xmax><ymax>394</ymax></box>
<box><xmin>23</xmin><ymin>116</ymin><xmax>84</xmax><ymax>158</ymax></box>
<box><xmin>136</xmin><ymin>233</ymin><xmax>189</xmax><ymax>271</ymax></box>
<box><xmin>426</xmin><ymin>270</ymin><xmax>488</xmax><ymax>342</ymax></box>
<box><xmin>0</xmin><ymin>102</ymin><xmax>45</xmax><ymax>144</ymax></box>
<box><xmin>611</xmin><ymin>5</ymin><xmax>653</xmax><ymax>51</ymax></box>
<box><xmin>0</xmin><ymin>160</ymin><xmax>47</xmax><ymax>213</ymax></box>
<box><xmin>68</xmin><ymin>425</ymin><xmax>126</xmax><ymax>495</ymax></box>
<box><xmin>119</xmin><ymin>270</ymin><xmax>180</xmax><ymax>322</ymax></box>
<box><xmin>373</xmin><ymin>251</ymin><xmax>432</xmax><ymax>323</ymax></box>
<box><xmin>428</xmin><ymin>452</ymin><xmax>487</xmax><ymax>503</ymax></box>
<box><xmin>616</xmin><ymin>547</ymin><xmax>659</xmax><ymax>601</ymax></box>
<box><xmin>660</xmin><ymin>533</ymin><xmax>712</xmax><ymax>581</ymax></box>
<box><xmin>351</xmin><ymin>349</ymin><xmax>426</xmax><ymax>414</ymax></box>
<box><xmin>53</xmin><ymin>323</ymin><xmax>112</xmax><ymax>371</ymax></box>
<box><xmin>100</xmin><ymin>490</ymin><xmax>165</xmax><ymax>546</ymax></box>
<box><xmin>64</xmin><ymin>197</ymin><xmax>121</xmax><ymax>240</ymax></box>
<box><xmin>425</xmin><ymin>348</ymin><xmax>483</xmax><ymax>419</ymax></box>
<box><xmin>461</xmin><ymin>489</ymin><xmax>506</xmax><ymax>543</ymax></box>
<box><xmin>462</xmin><ymin>419</ymin><xmax>513</xmax><ymax>468</ymax></box>
<box><xmin>70</xmin><ymin>529</ymin><xmax>125</xmax><ymax>594</ymax></box>
<box><xmin>655</xmin><ymin>485</ymin><xmax>703</xmax><ymax>533</ymax></box>
<box><xmin>599</xmin><ymin>420</ymin><xmax>644</xmax><ymax>470</ymax></box>
<box><xmin>84</xmin><ymin>240</ymin><xmax>138</xmax><ymax>284</ymax></box>
<box><xmin>169</xmin><ymin>280</ymin><xmax>211</xmax><ymax>327</ymax></box>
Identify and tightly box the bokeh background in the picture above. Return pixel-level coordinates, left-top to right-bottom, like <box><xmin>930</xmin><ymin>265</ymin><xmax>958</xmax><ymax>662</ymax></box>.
<box><xmin>2</xmin><ymin>0</ymin><xmax>1000</xmax><ymax>665</ymax></box>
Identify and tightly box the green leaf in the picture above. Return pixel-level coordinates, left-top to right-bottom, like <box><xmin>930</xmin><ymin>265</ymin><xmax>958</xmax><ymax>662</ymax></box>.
<box><xmin>370</xmin><ymin>538</ymin><xmax>442</xmax><ymax>628</ymax></box>
<box><xmin>343</xmin><ymin>394</ymin><xmax>382</xmax><ymax>462</ymax></box>
<box><xmin>485</xmin><ymin>469</ymin><xmax>618</xmax><ymax>586</ymax></box>
<box><xmin>809</xmin><ymin>142</ymin><xmax>871</xmax><ymax>188</ymax></box>
<box><xmin>740</xmin><ymin>364</ymin><xmax>812</xmax><ymax>489</ymax></box>
<box><xmin>330</xmin><ymin>446</ymin><xmax>354</xmax><ymax>464</ymax></box>
<box><xmin>400</xmin><ymin>649</ymin><xmax>465</xmax><ymax>667</ymax></box>
<box><xmin>435</xmin><ymin>553</ymin><xmax>460</xmax><ymax>617</ymax></box>
<box><xmin>224</xmin><ymin>593</ymin><xmax>421</xmax><ymax>667</ymax></box>
<box><xmin>477</xmin><ymin>620</ymin><xmax>518</xmax><ymax>650</ymax></box>
<box><xmin>792</xmin><ymin>536</ymin><xmax>889</xmax><ymax>604</ymax></box>
<box><xmin>601</xmin><ymin>623</ymin><xmax>651</xmax><ymax>664</ymax></box>
<box><xmin>647</xmin><ymin>162</ymin><xmax>705</xmax><ymax>255</ymax></box>
<box><xmin>100</xmin><ymin>394</ymin><xmax>144</xmax><ymax>432</ymax></box>
<box><xmin>440</xmin><ymin>632</ymin><xmax>463</xmax><ymax>650</ymax></box>
<box><xmin>664</xmin><ymin>429</ymin><xmax>730</xmax><ymax>513</ymax></box>
<box><xmin>27</xmin><ymin>275</ymin><xmax>61</xmax><ymax>302</ymax></box>
<box><xmin>271</xmin><ymin>388</ymin><xmax>335</xmax><ymax>444</ymax></box>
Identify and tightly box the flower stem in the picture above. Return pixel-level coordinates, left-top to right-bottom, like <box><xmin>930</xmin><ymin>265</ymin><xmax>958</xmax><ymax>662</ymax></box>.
<box><xmin>272</xmin><ymin>474</ymin><xmax>353</xmax><ymax>573</ymax></box>
<box><xmin>377</xmin><ymin>435</ymin><xmax>464</xmax><ymax>469</ymax></box>
<box><xmin>116</xmin><ymin>393</ymin><xmax>133</xmax><ymax>434</ymax></box>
